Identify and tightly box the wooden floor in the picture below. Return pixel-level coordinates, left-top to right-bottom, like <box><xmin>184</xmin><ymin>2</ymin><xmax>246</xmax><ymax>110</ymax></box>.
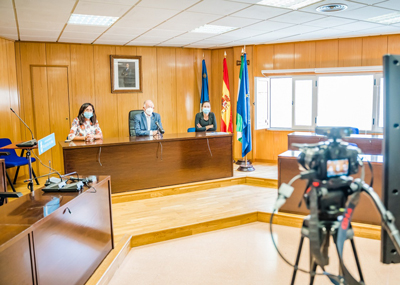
<box><xmin>112</xmin><ymin>184</ymin><xmax>278</xmax><ymax>243</ymax></box>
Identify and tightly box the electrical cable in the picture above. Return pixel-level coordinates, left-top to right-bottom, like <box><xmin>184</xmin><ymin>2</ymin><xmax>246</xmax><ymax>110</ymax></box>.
<box><xmin>269</xmin><ymin>173</ymin><xmax>341</xmax><ymax>280</ymax></box>
<box><xmin>31</xmin><ymin>151</ymin><xmax>62</xmax><ymax>179</ymax></box>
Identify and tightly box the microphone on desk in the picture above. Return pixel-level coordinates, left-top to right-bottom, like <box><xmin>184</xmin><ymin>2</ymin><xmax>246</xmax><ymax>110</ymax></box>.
<box><xmin>10</xmin><ymin>108</ymin><xmax>37</xmax><ymax>147</ymax></box>
<box><xmin>155</xmin><ymin>121</ymin><xmax>165</xmax><ymax>134</ymax></box>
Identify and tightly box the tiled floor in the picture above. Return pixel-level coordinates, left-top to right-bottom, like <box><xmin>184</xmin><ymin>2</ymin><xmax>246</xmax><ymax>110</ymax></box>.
<box><xmin>109</xmin><ymin>222</ymin><xmax>400</xmax><ymax>285</ymax></box>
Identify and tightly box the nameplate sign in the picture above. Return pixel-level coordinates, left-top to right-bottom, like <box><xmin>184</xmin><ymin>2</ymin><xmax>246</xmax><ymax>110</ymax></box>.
<box><xmin>38</xmin><ymin>133</ymin><xmax>56</xmax><ymax>155</ymax></box>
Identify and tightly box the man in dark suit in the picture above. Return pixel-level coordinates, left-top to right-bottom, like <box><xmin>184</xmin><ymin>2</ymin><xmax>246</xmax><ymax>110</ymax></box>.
<box><xmin>121</xmin><ymin>63</ymin><xmax>135</xmax><ymax>87</ymax></box>
<box><xmin>134</xmin><ymin>100</ymin><xmax>163</xmax><ymax>136</ymax></box>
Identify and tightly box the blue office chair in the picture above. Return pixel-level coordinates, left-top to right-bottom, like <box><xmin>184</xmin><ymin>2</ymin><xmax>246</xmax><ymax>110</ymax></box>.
<box><xmin>187</xmin><ymin>127</ymin><xmax>195</xmax><ymax>133</ymax></box>
<box><xmin>0</xmin><ymin>138</ymin><xmax>39</xmax><ymax>192</ymax></box>
<box><xmin>351</xmin><ymin>128</ymin><xmax>359</xmax><ymax>134</ymax></box>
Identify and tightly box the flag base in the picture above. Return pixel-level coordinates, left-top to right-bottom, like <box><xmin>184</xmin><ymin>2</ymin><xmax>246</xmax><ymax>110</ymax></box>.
<box><xmin>237</xmin><ymin>164</ymin><xmax>255</xmax><ymax>172</ymax></box>
<box><xmin>235</xmin><ymin>159</ymin><xmax>252</xmax><ymax>166</ymax></box>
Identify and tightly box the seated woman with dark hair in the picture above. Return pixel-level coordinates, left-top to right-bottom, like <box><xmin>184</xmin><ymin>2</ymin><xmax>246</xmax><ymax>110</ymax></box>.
<box><xmin>195</xmin><ymin>101</ymin><xmax>217</xmax><ymax>132</ymax></box>
<box><xmin>68</xmin><ymin>103</ymin><xmax>103</xmax><ymax>141</ymax></box>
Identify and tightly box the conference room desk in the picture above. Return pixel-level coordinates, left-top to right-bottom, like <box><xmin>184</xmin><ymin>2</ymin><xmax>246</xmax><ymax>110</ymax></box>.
<box><xmin>278</xmin><ymin>150</ymin><xmax>383</xmax><ymax>225</ymax></box>
<box><xmin>60</xmin><ymin>132</ymin><xmax>233</xmax><ymax>194</ymax></box>
<box><xmin>0</xmin><ymin>175</ymin><xmax>113</xmax><ymax>285</ymax></box>
<box><xmin>288</xmin><ymin>132</ymin><xmax>383</xmax><ymax>155</ymax></box>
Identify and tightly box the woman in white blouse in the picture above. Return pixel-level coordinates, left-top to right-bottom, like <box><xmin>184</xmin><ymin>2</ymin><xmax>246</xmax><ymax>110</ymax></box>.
<box><xmin>68</xmin><ymin>103</ymin><xmax>103</xmax><ymax>141</ymax></box>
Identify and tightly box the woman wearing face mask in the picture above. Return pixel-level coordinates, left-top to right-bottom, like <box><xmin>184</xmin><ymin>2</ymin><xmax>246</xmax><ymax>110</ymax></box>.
<box><xmin>67</xmin><ymin>103</ymin><xmax>103</xmax><ymax>141</ymax></box>
<box><xmin>195</xmin><ymin>101</ymin><xmax>217</xmax><ymax>132</ymax></box>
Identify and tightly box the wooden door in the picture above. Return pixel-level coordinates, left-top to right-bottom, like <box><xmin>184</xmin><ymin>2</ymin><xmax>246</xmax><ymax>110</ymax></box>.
<box><xmin>31</xmin><ymin>66</ymin><xmax>70</xmax><ymax>175</ymax></box>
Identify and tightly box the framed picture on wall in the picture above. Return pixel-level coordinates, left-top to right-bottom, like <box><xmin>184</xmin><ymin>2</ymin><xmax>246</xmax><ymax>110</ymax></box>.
<box><xmin>110</xmin><ymin>55</ymin><xmax>142</xmax><ymax>93</ymax></box>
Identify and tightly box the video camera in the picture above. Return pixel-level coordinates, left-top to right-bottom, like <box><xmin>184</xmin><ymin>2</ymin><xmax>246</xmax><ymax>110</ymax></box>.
<box><xmin>295</xmin><ymin>127</ymin><xmax>361</xmax><ymax>181</ymax></box>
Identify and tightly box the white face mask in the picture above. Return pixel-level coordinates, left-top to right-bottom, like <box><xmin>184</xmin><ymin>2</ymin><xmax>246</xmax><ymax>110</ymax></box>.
<box><xmin>145</xmin><ymin>108</ymin><xmax>153</xmax><ymax>116</ymax></box>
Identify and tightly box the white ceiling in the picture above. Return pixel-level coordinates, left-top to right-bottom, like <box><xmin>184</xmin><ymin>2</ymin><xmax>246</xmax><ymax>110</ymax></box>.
<box><xmin>1</xmin><ymin>0</ymin><xmax>400</xmax><ymax>48</ymax></box>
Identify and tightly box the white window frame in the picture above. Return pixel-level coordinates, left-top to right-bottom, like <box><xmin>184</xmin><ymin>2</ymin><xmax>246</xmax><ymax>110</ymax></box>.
<box><xmin>254</xmin><ymin>77</ymin><xmax>270</xmax><ymax>130</ymax></box>
<box><xmin>375</xmin><ymin>74</ymin><xmax>384</xmax><ymax>133</ymax></box>
<box><xmin>260</xmin><ymin>72</ymin><xmax>383</xmax><ymax>133</ymax></box>
<box><xmin>292</xmin><ymin>76</ymin><xmax>316</xmax><ymax>131</ymax></box>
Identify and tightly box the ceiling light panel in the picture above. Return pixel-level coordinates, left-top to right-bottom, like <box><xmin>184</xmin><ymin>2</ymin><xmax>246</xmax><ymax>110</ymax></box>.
<box><xmin>367</xmin><ymin>12</ymin><xmax>400</xmax><ymax>24</ymax></box>
<box><xmin>191</xmin><ymin>24</ymin><xmax>237</xmax><ymax>34</ymax></box>
<box><xmin>68</xmin><ymin>14</ymin><xmax>119</xmax><ymax>26</ymax></box>
<box><xmin>257</xmin><ymin>0</ymin><xmax>324</xmax><ymax>10</ymax></box>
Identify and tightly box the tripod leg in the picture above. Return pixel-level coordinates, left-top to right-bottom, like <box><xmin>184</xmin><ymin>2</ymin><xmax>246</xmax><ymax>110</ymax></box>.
<box><xmin>350</xmin><ymin>239</ymin><xmax>364</xmax><ymax>282</ymax></box>
<box><xmin>291</xmin><ymin>236</ymin><xmax>305</xmax><ymax>285</ymax></box>
<box><xmin>309</xmin><ymin>260</ymin><xmax>318</xmax><ymax>285</ymax></box>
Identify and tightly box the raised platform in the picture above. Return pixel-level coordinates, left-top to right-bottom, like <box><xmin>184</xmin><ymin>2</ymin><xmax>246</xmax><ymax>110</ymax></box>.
<box><xmin>86</xmin><ymin>162</ymin><xmax>381</xmax><ymax>285</ymax></box>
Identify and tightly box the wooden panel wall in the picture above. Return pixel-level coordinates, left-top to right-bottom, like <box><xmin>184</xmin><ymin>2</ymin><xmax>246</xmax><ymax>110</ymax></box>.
<box><xmin>0</xmin><ymin>38</ymin><xmax>22</xmax><ymax>178</ymax></box>
<box><xmin>248</xmin><ymin>34</ymin><xmax>400</xmax><ymax>162</ymax></box>
<box><xmin>6</xmin><ymin>33</ymin><xmax>400</xmax><ymax>178</ymax></box>
<box><xmin>14</xmin><ymin>42</ymin><xmax>210</xmax><ymax>174</ymax></box>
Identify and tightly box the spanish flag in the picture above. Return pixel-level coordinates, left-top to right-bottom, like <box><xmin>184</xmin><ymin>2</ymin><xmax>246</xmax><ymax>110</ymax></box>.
<box><xmin>221</xmin><ymin>57</ymin><xmax>233</xmax><ymax>133</ymax></box>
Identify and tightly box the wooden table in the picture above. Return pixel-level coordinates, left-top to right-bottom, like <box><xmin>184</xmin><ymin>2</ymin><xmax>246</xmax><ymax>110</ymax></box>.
<box><xmin>60</xmin><ymin>133</ymin><xmax>233</xmax><ymax>194</ymax></box>
<box><xmin>0</xmin><ymin>175</ymin><xmax>113</xmax><ymax>285</ymax></box>
<box><xmin>278</xmin><ymin>150</ymin><xmax>383</xmax><ymax>225</ymax></box>
<box><xmin>287</xmin><ymin>132</ymin><xmax>383</xmax><ymax>155</ymax></box>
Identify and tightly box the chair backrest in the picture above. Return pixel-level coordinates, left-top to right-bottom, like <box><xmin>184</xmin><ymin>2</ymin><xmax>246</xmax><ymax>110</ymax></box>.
<box><xmin>129</xmin><ymin>110</ymin><xmax>143</xmax><ymax>136</ymax></box>
<box><xmin>351</xmin><ymin>127</ymin><xmax>359</xmax><ymax>134</ymax></box>
<box><xmin>187</xmin><ymin>127</ymin><xmax>196</xmax><ymax>133</ymax></box>
<box><xmin>0</xmin><ymin>139</ymin><xmax>17</xmax><ymax>157</ymax></box>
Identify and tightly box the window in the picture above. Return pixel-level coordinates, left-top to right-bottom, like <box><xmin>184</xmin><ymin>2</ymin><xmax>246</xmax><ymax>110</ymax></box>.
<box><xmin>270</xmin><ymin>78</ymin><xmax>292</xmax><ymax>128</ymax></box>
<box><xmin>294</xmin><ymin>79</ymin><xmax>314</xmax><ymax>128</ymax></box>
<box><xmin>255</xmin><ymin>73</ymin><xmax>383</xmax><ymax>132</ymax></box>
<box><xmin>255</xmin><ymin>77</ymin><xmax>270</xmax><ymax>130</ymax></box>
<box><xmin>317</xmin><ymin>75</ymin><xmax>374</xmax><ymax>131</ymax></box>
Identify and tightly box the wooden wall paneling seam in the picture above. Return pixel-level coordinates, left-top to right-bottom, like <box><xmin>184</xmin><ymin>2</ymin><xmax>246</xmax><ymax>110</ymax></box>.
<box><xmin>30</xmin><ymin>66</ymin><xmax>51</xmax><ymax>174</ymax></box>
<box><xmin>294</xmin><ymin>41</ymin><xmax>316</xmax><ymax>69</ymax></box>
<box><xmin>338</xmin><ymin>37</ymin><xmax>362</xmax><ymax>67</ymax></box>
<box><xmin>315</xmin><ymin>39</ymin><xmax>339</xmax><ymax>68</ymax></box>
<box><xmin>362</xmin><ymin>36</ymin><xmax>388</xmax><ymax>66</ymax></box>
<box><xmin>19</xmin><ymin>43</ymin><xmax>47</xmax><ymax>144</ymax></box>
<box><xmin>115</xmin><ymin>46</ymin><xmax>137</xmax><ymax>137</ymax></box>
<box><xmin>388</xmin><ymin>35</ymin><xmax>400</xmax><ymax>54</ymax></box>
<box><xmin>93</xmin><ymin>45</ymin><xmax>118</xmax><ymax>139</ymax></box>
<box><xmin>156</xmin><ymin>47</ymin><xmax>177</xmax><ymax>133</ymax></box>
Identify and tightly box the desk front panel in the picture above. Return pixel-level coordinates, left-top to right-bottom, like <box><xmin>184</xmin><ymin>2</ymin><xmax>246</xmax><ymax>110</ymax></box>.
<box><xmin>278</xmin><ymin>154</ymin><xmax>382</xmax><ymax>225</ymax></box>
<box><xmin>63</xmin><ymin>136</ymin><xmax>233</xmax><ymax>193</ymax></box>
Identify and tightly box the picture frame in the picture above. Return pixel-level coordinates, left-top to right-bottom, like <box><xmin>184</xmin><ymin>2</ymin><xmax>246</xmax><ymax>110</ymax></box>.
<box><xmin>110</xmin><ymin>55</ymin><xmax>142</xmax><ymax>93</ymax></box>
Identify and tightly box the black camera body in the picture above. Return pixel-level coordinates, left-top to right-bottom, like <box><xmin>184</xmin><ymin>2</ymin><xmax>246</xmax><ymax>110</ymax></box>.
<box><xmin>296</xmin><ymin>127</ymin><xmax>361</xmax><ymax>181</ymax></box>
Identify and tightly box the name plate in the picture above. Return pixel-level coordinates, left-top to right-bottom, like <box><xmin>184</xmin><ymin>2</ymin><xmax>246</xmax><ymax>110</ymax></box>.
<box><xmin>38</xmin><ymin>133</ymin><xmax>56</xmax><ymax>155</ymax></box>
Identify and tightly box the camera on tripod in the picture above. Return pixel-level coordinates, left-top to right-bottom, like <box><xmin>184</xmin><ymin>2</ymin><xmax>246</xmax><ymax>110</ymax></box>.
<box><xmin>272</xmin><ymin>126</ymin><xmax>400</xmax><ymax>285</ymax></box>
